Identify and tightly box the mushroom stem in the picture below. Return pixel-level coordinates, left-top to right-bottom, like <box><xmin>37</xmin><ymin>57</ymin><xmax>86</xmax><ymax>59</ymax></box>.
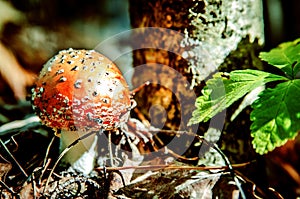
<box><xmin>60</xmin><ymin>130</ymin><xmax>97</xmax><ymax>174</ymax></box>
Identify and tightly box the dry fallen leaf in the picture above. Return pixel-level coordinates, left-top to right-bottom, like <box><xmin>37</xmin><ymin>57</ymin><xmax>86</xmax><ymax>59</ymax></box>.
<box><xmin>0</xmin><ymin>42</ymin><xmax>36</xmax><ymax>100</ymax></box>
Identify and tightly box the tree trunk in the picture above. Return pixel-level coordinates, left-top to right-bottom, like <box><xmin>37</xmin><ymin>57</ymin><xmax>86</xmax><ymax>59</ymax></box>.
<box><xmin>129</xmin><ymin>0</ymin><xmax>264</xmax><ymax>157</ymax></box>
<box><xmin>128</xmin><ymin>0</ymin><xmax>270</xmax><ymax>197</ymax></box>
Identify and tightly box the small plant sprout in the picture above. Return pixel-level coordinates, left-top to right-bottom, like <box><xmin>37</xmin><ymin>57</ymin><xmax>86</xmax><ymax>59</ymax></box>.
<box><xmin>189</xmin><ymin>38</ymin><xmax>300</xmax><ymax>154</ymax></box>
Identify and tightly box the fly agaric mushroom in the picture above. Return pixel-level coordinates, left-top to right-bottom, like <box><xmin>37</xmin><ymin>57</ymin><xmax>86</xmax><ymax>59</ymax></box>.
<box><xmin>31</xmin><ymin>48</ymin><xmax>132</xmax><ymax>173</ymax></box>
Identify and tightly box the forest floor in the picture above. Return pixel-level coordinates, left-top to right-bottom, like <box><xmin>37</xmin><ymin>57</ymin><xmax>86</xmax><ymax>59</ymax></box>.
<box><xmin>0</xmin><ymin>99</ymin><xmax>291</xmax><ymax>199</ymax></box>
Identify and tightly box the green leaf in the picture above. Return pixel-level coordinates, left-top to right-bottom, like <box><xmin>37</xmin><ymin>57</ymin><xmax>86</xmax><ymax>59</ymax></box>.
<box><xmin>259</xmin><ymin>38</ymin><xmax>300</xmax><ymax>78</ymax></box>
<box><xmin>188</xmin><ymin>69</ymin><xmax>287</xmax><ymax>125</ymax></box>
<box><xmin>250</xmin><ymin>80</ymin><xmax>300</xmax><ymax>154</ymax></box>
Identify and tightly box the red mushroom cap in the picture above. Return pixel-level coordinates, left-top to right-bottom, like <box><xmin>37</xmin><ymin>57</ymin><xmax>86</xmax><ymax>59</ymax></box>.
<box><xmin>31</xmin><ymin>48</ymin><xmax>131</xmax><ymax>132</ymax></box>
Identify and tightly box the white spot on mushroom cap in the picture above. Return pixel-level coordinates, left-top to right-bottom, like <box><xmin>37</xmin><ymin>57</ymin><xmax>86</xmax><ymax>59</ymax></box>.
<box><xmin>74</xmin><ymin>79</ymin><xmax>83</xmax><ymax>89</ymax></box>
<box><xmin>56</xmin><ymin>69</ymin><xmax>64</xmax><ymax>75</ymax></box>
<box><xmin>81</xmin><ymin>96</ymin><xmax>90</xmax><ymax>103</ymax></box>
<box><xmin>67</xmin><ymin>60</ymin><xmax>74</xmax><ymax>65</ymax></box>
<box><xmin>59</xmin><ymin>76</ymin><xmax>67</xmax><ymax>82</ymax></box>
<box><xmin>63</xmin><ymin>97</ymin><xmax>69</xmax><ymax>104</ymax></box>
<box><xmin>73</xmin><ymin>99</ymin><xmax>81</xmax><ymax>106</ymax></box>
<box><xmin>73</xmin><ymin>109</ymin><xmax>80</xmax><ymax>114</ymax></box>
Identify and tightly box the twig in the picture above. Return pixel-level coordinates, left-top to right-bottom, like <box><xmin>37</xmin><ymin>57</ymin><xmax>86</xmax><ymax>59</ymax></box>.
<box><xmin>43</xmin><ymin>136</ymin><xmax>56</xmax><ymax>167</ymax></box>
<box><xmin>95</xmin><ymin>162</ymin><xmax>251</xmax><ymax>172</ymax></box>
<box><xmin>149</xmin><ymin>129</ymin><xmax>247</xmax><ymax>199</ymax></box>
<box><xmin>0</xmin><ymin>179</ymin><xmax>17</xmax><ymax>196</ymax></box>
<box><xmin>0</xmin><ymin>138</ymin><xmax>28</xmax><ymax>178</ymax></box>
<box><xmin>38</xmin><ymin>159</ymin><xmax>51</xmax><ymax>186</ymax></box>
<box><xmin>108</xmin><ymin>130</ymin><xmax>114</xmax><ymax>167</ymax></box>
<box><xmin>31</xmin><ymin>168</ymin><xmax>37</xmax><ymax>199</ymax></box>
<box><xmin>211</xmin><ymin>142</ymin><xmax>247</xmax><ymax>199</ymax></box>
<box><xmin>130</xmin><ymin>81</ymin><xmax>150</xmax><ymax>96</ymax></box>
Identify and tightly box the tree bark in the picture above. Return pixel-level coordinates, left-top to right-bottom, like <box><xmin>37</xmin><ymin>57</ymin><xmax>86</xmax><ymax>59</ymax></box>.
<box><xmin>129</xmin><ymin>0</ymin><xmax>263</xmax><ymax>134</ymax></box>
<box><xmin>129</xmin><ymin>0</ymin><xmax>266</xmax><ymax>185</ymax></box>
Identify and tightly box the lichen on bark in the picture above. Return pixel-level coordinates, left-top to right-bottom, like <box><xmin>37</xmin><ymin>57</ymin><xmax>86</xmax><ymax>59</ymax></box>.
<box><xmin>183</xmin><ymin>0</ymin><xmax>264</xmax><ymax>87</ymax></box>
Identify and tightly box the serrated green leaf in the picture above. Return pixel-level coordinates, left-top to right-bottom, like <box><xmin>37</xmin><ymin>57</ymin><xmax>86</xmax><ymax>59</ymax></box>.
<box><xmin>250</xmin><ymin>80</ymin><xmax>300</xmax><ymax>154</ymax></box>
<box><xmin>188</xmin><ymin>69</ymin><xmax>287</xmax><ymax>125</ymax></box>
<box><xmin>259</xmin><ymin>38</ymin><xmax>300</xmax><ymax>78</ymax></box>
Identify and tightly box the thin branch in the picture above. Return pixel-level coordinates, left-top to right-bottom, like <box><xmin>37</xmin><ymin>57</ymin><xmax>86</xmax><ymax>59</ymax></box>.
<box><xmin>0</xmin><ymin>138</ymin><xmax>28</xmax><ymax>178</ymax></box>
<box><xmin>95</xmin><ymin>161</ymin><xmax>251</xmax><ymax>172</ymax></box>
